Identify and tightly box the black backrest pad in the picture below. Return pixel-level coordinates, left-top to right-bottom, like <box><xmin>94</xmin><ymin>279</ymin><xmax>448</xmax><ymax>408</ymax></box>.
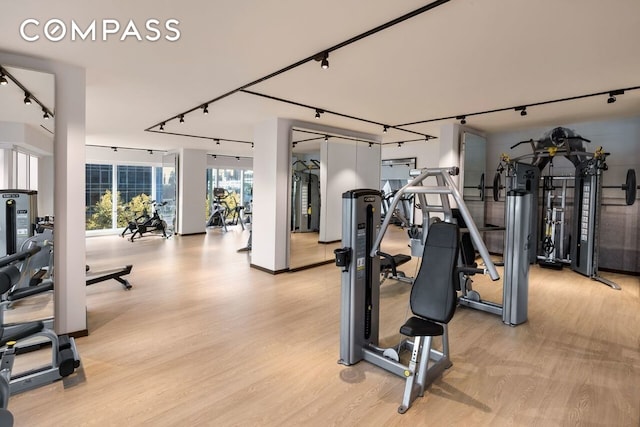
<box><xmin>410</xmin><ymin>221</ymin><xmax>459</xmax><ymax>323</ymax></box>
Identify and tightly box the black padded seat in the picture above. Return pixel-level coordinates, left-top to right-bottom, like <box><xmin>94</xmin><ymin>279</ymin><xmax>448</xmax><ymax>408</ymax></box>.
<box><xmin>380</xmin><ymin>254</ymin><xmax>411</xmax><ymax>271</ymax></box>
<box><xmin>399</xmin><ymin>316</ymin><xmax>443</xmax><ymax>337</ymax></box>
<box><xmin>0</xmin><ymin>322</ymin><xmax>45</xmax><ymax>347</ymax></box>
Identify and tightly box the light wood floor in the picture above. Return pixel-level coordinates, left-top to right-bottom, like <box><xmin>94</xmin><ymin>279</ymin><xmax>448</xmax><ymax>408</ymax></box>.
<box><xmin>6</xmin><ymin>226</ymin><xmax>640</xmax><ymax>426</ymax></box>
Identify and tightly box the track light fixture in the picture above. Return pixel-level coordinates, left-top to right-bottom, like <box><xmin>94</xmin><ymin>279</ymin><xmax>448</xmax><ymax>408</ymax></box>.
<box><xmin>213</xmin><ymin>155</ymin><xmax>217</xmax><ymax>159</ymax></box>
<box><xmin>398</xmin><ymin>142</ymin><xmax>403</xmax><ymax>148</ymax></box>
<box><xmin>111</xmin><ymin>147</ymin><xmax>118</xmax><ymax>152</ymax></box>
<box><xmin>324</xmin><ymin>135</ymin><xmax>329</xmax><ymax>142</ymax></box>
<box><xmin>148</xmin><ymin>150</ymin><xmax>154</xmax><ymax>154</ymax></box>
<box><xmin>179</xmin><ymin>114</ymin><xmax>185</xmax><ymax>124</ymax></box>
<box><xmin>251</xmin><ymin>143</ymin><xmax>254</xmax><ymax>149</ymax></box>
<box><xmin>607</xmin><ymin>89</ymin><xmax>625</xmax><ymax>104</ymax></box>
<box><xmin>315</xmin><ymin>109</ymin><xmax>323</xmax><ymax>119</ymax></box>
<box><xmin>42</xmin><ymin>109</ymin><xmax>50</xmax><ymax>120</ymax></box>
<box><xmin>215</xmin><ymin>139</ymin><xmax>220</xmax><ymax>145</ymax></box>
<box><xmin>314</xmin><ymin>51</ymin><xmax>330</xmax><ymax>69</ymax></box>
<box><xmin>236</xmin><ymin>156</ymin><xmax>240</xmax><ymax>161</ymax></box>
<box><xmin>292</xmin><ymin>142</ymin><xmax>297</xmax><ymax>148</ymax></box>
<box><xmin>321</xmin><ymin>52</ymin><xmax>329</xmax><ymax>69</ymax></box>
<box><xmin>0</xmin><ymin>72</ymin><xmax>7</xmax><ymax>86</ymax></box>
<box><xmin>383</xmin><ymin>125</ymin><xmax>388</xmax><ymax>133</ymax></box>
<box><xmin>202</xmin><ymin>104</ymin><xmax>209</xmax><ymax>115</ymax></box>
<box><xmin>159</xmin><ymin>122</ymin><xmax>165</xmax><ymax>131</ymax></box>
<box><xmin>515</xmin><ymin>106</ymin><xmax>527</xmax><ymax>116</ymax></box>
<box><xmin>368</xmin><ymin>143</ymin><xmax>373</xmax><ymax>148</ymax></box>
<box><xmin>23</xmin><ymin>92</ymin><xmax>32</xmax><ymax>105</ymax></box>
<box><xmin>456</xmin><ymin>115</ymin><xmax>466</xmax><ymax>125</ymax></box>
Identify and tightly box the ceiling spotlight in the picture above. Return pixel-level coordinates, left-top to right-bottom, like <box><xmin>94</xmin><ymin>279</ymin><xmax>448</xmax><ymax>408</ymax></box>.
<box><xmin>111</xmin><ymin>147</ymin><xmax>118</xmax><ymax>152</ymax></box>
<box><xmin>368</xmin><ymin>143</ymin><xmax>373</xmax><ymax>148</ymax></box>
<box><xmin>314</xmin><ymin>51</ymin><xmax>329</xmax><ymax>69</ymax></box>
<box><xmin>203</xmin><ymin>104</ymin><xmax>209</xmax><ymax>115</ymax></box>
<box><xmin>251</xmin><ymin>143</ymin><xmax>254</xmax><ymax>149</ymax></box>
<box><xmin>0</xmin><ymin>72</ymin><xmax>7</xmax><ymax>86</ymax></box>
<box><xmin>324</xmin><ymin>135</ymin><xmax>329</xmax><ymax>142</ymax></box>
<box><xmin>515</xmin><ymin>106</ymin><xmax>527</xmax><ymax>116</ymax></box>
<box><xmin>236</xmin><ymin>156</ymin><xmax>240</xmax><ymax>161</ymax></box>
<box><xmin>148</xmin><ymin>150</ymin><xmax>154</xmax><ymax>154</ymax></box>
<box><xmin>42</xmin><ymin>109</ymin><xmax>50</xmax><ymax>120</ymax></box>
<box><xmin>383</xmin><ymin>125</ymin><xmax>388</xmax><ymax>133</ymax></box>
<box><xmin>315</xmin><ymin>109</ymin><xmax>323</xmax><ymax>119</ymax></box>
<box><xmin>607</xmin><ymin>89</ymin><xmax>625</xmax><ymax>104</ymax></box>
<box><xmin>456</xmin><ymin>115</ymin><xmax>466</xmax><ymax>125</ymax></box>
<box><xmin>159</xmin><ymin>122</ymin><xmax>165</xmax><ymax>131</ymax></box>
<box><xmin>398</xmin><ymin>142</ymin><xmax>403</xmax><ymax>148</ymax></box>
<box><xmin>292</xmin><ymin>142</ymin><xmax>297</xmax><ymax>148</ymax></box>
<box><xmin>179</xmin><ymin>115</ymin><xmax>185</xmax><ymax>124</ymax></box>
<box><xmin>23</xmin><ymin>92</ymin><xmax>32</xmax><ymax>105</ymax></box>
<box><xmin>215</xmin><ymin>139</ymin><xmax>220</xmax><ymax>145</ymax></box>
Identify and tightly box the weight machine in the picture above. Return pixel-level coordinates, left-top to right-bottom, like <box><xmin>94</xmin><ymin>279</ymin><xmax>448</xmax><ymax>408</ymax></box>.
<box><xmin>0</xmin><ymin>191</ymin><xmax>37</xmax><ymax>257</ymax></box>
<box><xmin>335</xmin><ymin>168</ymin><xmax>509</xmax><ymax>413</ymax></box>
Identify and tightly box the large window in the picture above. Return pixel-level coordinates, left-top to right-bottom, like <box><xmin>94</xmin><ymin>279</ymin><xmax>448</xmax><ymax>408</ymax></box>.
<box><xmin>86</xmin><ymin>163</ymin><xmax>162</xmax><ymax>232</ymax></box>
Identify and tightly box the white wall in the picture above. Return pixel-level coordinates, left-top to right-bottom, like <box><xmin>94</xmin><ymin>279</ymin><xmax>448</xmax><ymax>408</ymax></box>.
<box><xmin>177</xmin><ymin>148</ymin><xmax>207</xmax><ymax>235</ymax></box>
<box><xmin>37</xmin><ymin>155</ymin><xmax>54</xmax><ymax>216</ymax></box>
<box><xmin>0</xmin><ymin>51</ymin><xmax>87</xmax><ymax>334</ymax></box>
<box><xmin>319</xmin><ymin>139</ymin><xmax>381</xmax><ymax>242</ymax></box>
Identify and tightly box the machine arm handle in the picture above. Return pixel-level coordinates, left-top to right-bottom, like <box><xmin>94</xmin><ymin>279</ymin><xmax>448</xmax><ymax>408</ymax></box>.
<box><xmin>0</xmin><ymin>246</ymin><xmax>42</xmax><ymax>268</ymax></box>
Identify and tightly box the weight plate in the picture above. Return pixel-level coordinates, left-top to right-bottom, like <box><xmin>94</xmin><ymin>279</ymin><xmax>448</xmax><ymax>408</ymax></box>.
<box><xmin>493</xmin><ymin>172</ymin><xmax>501</xmax><ymax>202</ymax></box>
<box><xmin>479</xmin><ymin>173</ymin><xmax>485</xmax><ymax>202</ymax></box>
<box><xmin>626</xmin><ymin>168</ymin><xmax>636</xmax><ymax>206</ymax></box>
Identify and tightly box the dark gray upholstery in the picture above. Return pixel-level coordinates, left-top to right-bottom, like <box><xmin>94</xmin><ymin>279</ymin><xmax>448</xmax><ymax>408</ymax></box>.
<box><xmin>407</xmin><ymin>222</ymin><xmax>459</xmax><ymax>325</ymax></box>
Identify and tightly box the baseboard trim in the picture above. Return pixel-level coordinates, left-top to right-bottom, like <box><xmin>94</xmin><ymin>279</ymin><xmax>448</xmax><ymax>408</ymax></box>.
<box><xmin>250</xmin><ymin>264</ymin><xmax>289</xmax><ymax>275</ymax></box>
<box><xmin>288</xmin><ymin>259</ymin><xmax>334</xmax><ymax>272</ymax></box>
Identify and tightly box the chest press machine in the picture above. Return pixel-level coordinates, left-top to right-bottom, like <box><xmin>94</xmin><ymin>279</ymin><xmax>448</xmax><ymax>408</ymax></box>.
<box><xmin>335</xmin><ymin>167</ymin><xmax>504</xmax><ymax>414</ymax></box>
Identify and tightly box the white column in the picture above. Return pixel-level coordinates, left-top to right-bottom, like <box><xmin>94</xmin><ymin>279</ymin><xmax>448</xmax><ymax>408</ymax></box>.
<box><xmin>251</xmin><ymin>118</ymin><xmax>291</xmax><ymax>272</ymax></box>
<box><xmin>177</xmin><ymin>149</ymin><xmax>207</xmax><ymax>235</ymax></box>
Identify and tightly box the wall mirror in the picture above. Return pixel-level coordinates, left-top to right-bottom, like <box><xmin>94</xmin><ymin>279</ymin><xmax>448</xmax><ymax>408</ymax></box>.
<box><xmin>0</xmin><ymin>65</ymin><xmax>55</xmax><ymax>322</ymax></box>
<box><xmin>289</xmin><ymin>128</ymin><xmax>381</xmax><ymax>270</ymax></box>
<box><xmin>460</xmin><ymin>131</ymin><xmax>487</xmax><ymax>227</ymax></box>
<box><xmin>161</xmin><ymin>152</ymin><xmax>178</xmax><ymax>234</ymax></box>
<box><xmin>380</xmin><ymin>157</ymin><xmax>417</xmax><ymax>227</ymax></box>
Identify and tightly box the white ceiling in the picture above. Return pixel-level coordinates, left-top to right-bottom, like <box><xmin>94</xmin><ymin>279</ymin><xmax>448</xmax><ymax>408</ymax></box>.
<box><xmin>1</xmin><ymin>0</ymin><xmax>639</xmax><ymax>156</ymax></box>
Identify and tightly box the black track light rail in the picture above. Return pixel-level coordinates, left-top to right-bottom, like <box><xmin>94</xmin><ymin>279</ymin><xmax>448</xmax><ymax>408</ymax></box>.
<box><xmin>208</xmin><ymin>154</ymin><xmax>252</xmax><ymax>161</ymax></box>
<box><xmin>86</xmin><ymin>144</ymin><xmax>168</xmax><ymax>153</ymax></box>
<box><xmin>293</xmin><ymin>128</ymin><xmax>377</xmax><ymax>145</ymax></box>
<box><xmin>293</xmin><ymin>129</ymin><xmax>431</xmax><ymax>147</ymax></box>
<box><xmin>395</xmin><ymin>84</ymin><xmax>640</xmax><ymax>127</ymax></box>
<box><xmin>146</xmin><ymin>129</ymin><xmax>253</xmax><ymax>146</ymax></box>
<box><xmin>242</xmin><ymin>89</ymin><xmax>436</xmax><ymax>139</ymax></box>
<box><xmin>0</xmin><ymin>65</ymin><xmax>55</xmax><ymax>119</ymax></box>
<box><xmin>145</xmin><ymin>0</ymin><xmax>450</xmax><ymax>132</ymax></box>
